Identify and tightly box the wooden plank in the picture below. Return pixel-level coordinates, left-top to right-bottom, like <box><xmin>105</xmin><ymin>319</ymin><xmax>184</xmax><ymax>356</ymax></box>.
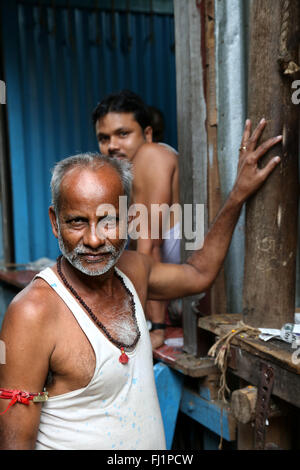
<box><xmin>0</xmin><ymin>96</ymin><xmax>14</xmax><ymax>265</ymax></box>
<box><xmin>153</xmin><ymin>343</ymin><xmax>183</xmax><ymax>366</ymax></box>
<box><xmin>180</xmin><ymin>388</ymin><xmax>236</xmax><ymax>441</ymax></box>
<box><xmin>198</xmin><ymin>314</ymin><xmax>300</xmax><ymax>407</ymax></box>
<box><xmin>228</xmin><ymin>346</ymin><xmax>300</xmax><ymax>410</ymax></box>
<box><xmin>0</xmin><ymin>269</ymin><xmax>37</xmax><ymax>290</ymax></box>
<box><xmin>173</xmin><ymin>0</ymin><xmax>209</xmax><ymax>355</ymax></box>
<box><xmin>204</xmin><ymin>0</ymin><xmax>227</xmax><ymax>315</ymax></box>
<box><xmin>0</xmin><ymin>282</ymin><xmax>18</xmax><ymax>327</ymax></box>
<box><xmin>153</xmin><ymin>325</ymin><xmax>218</xmax><ymax>377</ymax></box>
<box><xmin>198</xmin><ymin>314</ymin><xmax>300</xmax><ymax>374</ymax></box>
<box><xmin>154</xmin><ymin>348</ymin><xmax>218</xmax><ymax>378</ymax></box>
<box><xmin>174</xmin><ymin>354</ymin><xmax>218</xmax><ymax>378</ymax></box>
<box><xmin>231</xmin><ymin>386</ymin><xmax>257</xmax><ymax>424</ymax></box>
<box><xmin>198</xmin><ymin>313</ymin><xmax>242</xmax><ymax>336</ymax></box>
<box><xmin>243</xmin><ymin>0</ymin><xmax>300</xmax><ymax>328</ymax></box>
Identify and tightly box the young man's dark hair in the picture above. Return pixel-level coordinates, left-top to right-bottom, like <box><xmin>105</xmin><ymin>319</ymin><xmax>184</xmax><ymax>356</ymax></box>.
<box><xmin>148</xmin><ymin>106</ymin><xmax>165</xmax><ymax>143</ymax></box>
<box><xmin>92</xmin><ymin>90</ymin><xmax>151</xmax><ymax>131</ymax></box>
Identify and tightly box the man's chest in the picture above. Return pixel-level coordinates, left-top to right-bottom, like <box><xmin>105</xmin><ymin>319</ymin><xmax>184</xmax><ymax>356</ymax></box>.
<box><xmin>47</xmin><ymin>292</ymin><xmax>142</xmax><ymax>396</ymax></box>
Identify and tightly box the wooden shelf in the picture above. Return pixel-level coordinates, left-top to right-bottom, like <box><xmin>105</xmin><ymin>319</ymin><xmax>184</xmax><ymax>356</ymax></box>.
<box><xmin>153</xmin><ymin>326</ymin><xmax>218</xmax><ymax>377</ymax></box>
<box><xmin>198</xmin><ymin>314</ymin><xmax>300</xmax><ymax>408</ymax></box>
<box><xmin>0</xmin><ymin>269</ymin><xmax>37</xmax><ymax>290</ymax></box>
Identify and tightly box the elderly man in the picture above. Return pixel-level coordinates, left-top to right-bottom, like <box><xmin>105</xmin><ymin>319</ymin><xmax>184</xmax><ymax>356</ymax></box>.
<box><xmin>92</xmin><ymin>90</ymin><xmax>181</xmax><ymax>349</ymax></box>
<box><xmin>0</xmin><ymin>119</ymin><xmax>281</xmax><ymax>449</ymax></box>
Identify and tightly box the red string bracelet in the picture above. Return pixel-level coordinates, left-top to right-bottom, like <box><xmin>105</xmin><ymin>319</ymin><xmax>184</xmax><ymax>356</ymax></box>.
<box><xmin>0</xmin><ymin>388</ymin><xmax>48</xmax><ymax>415</ymax></box>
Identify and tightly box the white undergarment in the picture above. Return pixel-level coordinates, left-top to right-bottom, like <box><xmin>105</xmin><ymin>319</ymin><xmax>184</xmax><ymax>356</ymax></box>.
<box><xmin>161</xmin><ymin>222</ymin><xmax>181</xmax><ymax>265</ymax></box>
<box><xmin>34</xmin><ymin>267</ymin><xmax>166</xmax><ymax>450</ymax></box>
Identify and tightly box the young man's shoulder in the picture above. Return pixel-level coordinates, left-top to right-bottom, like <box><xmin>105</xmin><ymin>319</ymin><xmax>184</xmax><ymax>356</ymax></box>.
<box><xmin>118</xmin><ymin>249</ymin><xmax>152</xmax><ymax>275</ymax></box>
<box><xmin>134</xmin><ymin>142</ymin><xmax>178</xmax><ymax>167</ymax></box>
<box><xmin>133</xmin><ymin>143</ymin><xmax>178</xmax><ymax>187</ymax></box>
<box><xmin>118</xmin><ymin>250</ymin><xmax>153</xmax><ymax>283</ymax></box>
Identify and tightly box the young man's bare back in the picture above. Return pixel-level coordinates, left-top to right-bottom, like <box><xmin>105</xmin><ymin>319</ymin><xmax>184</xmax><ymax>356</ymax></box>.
<box><xmin>132</xmin><ymin>142</ymin><xmax>180</xmax><ymax>230</ymax></box>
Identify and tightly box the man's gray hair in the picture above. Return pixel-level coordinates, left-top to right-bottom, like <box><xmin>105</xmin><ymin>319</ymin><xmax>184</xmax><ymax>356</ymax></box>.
<box><xmin>50</xmin><ymin>152</ymin><xmax>133</xmax><ymax>214</ymax></box>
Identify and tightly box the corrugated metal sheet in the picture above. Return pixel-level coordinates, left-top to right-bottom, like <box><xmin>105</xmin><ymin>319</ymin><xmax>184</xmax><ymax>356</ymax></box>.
<box><xmin>215</xmin><ymin>0</ymin><xmax>248</xmax><ymax>313</ymax></box>
<box><xmin>0</xmin><ymin>0</ymin><xmax>177</xmax><ymax>263</ymax></box>
<box><xmin>17</xmin><ymin>0</ymin><xmax>174</xmax><ymax>15</ymax></box>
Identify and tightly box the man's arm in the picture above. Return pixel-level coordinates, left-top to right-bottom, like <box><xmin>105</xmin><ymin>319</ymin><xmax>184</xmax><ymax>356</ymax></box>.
<box><xmin>0</xmin><ymin>292</ymin><xmax>54</xmax><ymax>449</ymax></box>
<box><xmin>147</xmin><ymin>119</ymin><xmax>282</xmax><ymax>300</ymax></box>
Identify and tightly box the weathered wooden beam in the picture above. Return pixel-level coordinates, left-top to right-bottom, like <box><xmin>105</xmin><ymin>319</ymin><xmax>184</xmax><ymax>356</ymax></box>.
<box><xmin>204</xmin><ymin>0</ymin><xmax>227</xmax><ymax>315</ymax></box>
<box><xmin>243</xmin><ymin>0</ymin><xmax>300</xmax><ymax>328</ymax></box>
<box><xmin>228</xmin><ymin>345</ymin><xmax>300</xmax><ymax>409</ymax></box>
<box><xmin>0</xmin><ymin>86</ymin><xmax>13</xmax><ymax>264</ymax></box>
<box><xmin>231</xmin><ymin>385</ymin><xmax>284</xmax><ymax>424</ymax></box>
<box><xmin>198</xmin><ymin>314</ymin><xmax>300</xmax><ymax>408</ymax></box>
<box><xmin>174</xmin><ymin>354</ymin><xmax>218</xmax><ymax>378</ymax></box>
<box><xmin>173</xmin><ymin>0</ymin><xmax>208</xmax><ymax>355</ymax></box>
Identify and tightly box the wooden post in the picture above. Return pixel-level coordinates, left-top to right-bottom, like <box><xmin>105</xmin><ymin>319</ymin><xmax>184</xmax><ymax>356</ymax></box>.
<box><xmin>174</xmin><ymin>0</ymin><xmax>228</xmax><ymax>354</ymax></box>
<box><xmin>204</xmin><ymin>0</ymin><xmax>227</xmax><ymax>315</ymax></box>
<box><xmin>0</xmin><ymin>84</ymin><xmax>13</xmax><ymax>263</ymax></box>
<box><xmin>231</xmin><ymin>386</ymin><xmax>258</xmax><ymax>424</ymax></box>
<box><xmin>174</xmin><ymin>0</ymin><xmax>208</xmax><ymax>355</ymax></box>
<box><xmin>232</xmin><ymin>385</ymin><xmax>293</xmax><ymax>450</ymax></box>
<box><xmin>243</xmin><ymin>0</ymin><xmax>299</xmax><ymax>328</ymax></box>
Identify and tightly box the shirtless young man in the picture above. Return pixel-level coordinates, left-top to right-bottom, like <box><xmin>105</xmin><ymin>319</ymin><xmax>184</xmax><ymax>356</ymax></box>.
<box><xmin>0</xmin><ymin>120</ymin><xmax>282</xmax><ymax>449</ymax></box>
<box><xmin>92</xmin><ymin>90</ymin><xmax>180</xmax><ymax>349</ymax></box>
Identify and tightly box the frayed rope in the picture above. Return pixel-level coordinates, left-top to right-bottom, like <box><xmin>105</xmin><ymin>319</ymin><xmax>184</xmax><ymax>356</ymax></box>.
<box><xmin>207</xmin><ymin>321</ymin><xmax>260</xmax><ymax>450</ymax></box>
<box><xmin>208</xmin><ymin>321</ymin><xmax>260</xmax><ymax>403</ymax></box>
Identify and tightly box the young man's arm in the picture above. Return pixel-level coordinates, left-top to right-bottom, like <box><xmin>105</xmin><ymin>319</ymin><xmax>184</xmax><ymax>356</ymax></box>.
<box><xmin>0</xmin><ymin>292</ymin><xmax>54</xmax><ymax>449</ymax></box>
<box><xmin>147</xmin><ymin>119</ymin><xmax>282</xmax><ymax>300</ymax></box>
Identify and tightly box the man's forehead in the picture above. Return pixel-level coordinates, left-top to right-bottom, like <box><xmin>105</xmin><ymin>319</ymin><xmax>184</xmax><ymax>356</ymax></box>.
<box><xmin>96</xmin><ymin>111</ymin><xmax>138</xmax><ymax>130</ymax></box>
<box><xmin>59</xmin><ymin>166</ymin><xmax>124</xmax><ymax>206</ymax></box>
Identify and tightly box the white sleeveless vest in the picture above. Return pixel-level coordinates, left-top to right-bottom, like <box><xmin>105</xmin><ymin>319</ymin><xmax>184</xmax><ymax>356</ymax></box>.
<box><xmin>34</xmin><ymin>267</ymin><xmax>166</xmax><ymax>450</ymax></box>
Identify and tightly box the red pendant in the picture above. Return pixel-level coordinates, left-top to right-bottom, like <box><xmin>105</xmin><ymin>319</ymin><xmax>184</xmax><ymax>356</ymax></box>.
<box><xmin>119</xmin><ymin>347</ymin><xmax>129</xmax><ymax>364</ymax></box>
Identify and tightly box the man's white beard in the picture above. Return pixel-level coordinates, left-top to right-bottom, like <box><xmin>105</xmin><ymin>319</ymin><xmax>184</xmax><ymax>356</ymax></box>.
<box><xmin>57</xmin><ymin>226</ymin><xmax>127</xmax><ymax>276</ymax></box>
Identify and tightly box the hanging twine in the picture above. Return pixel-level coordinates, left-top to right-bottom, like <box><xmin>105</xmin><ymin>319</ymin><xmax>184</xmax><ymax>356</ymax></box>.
<box><xmin>208</xmin><ymin>321</ymin><xmax>261</xmax><ymax>403</ymax></box>
<box><xmin>208</xmin><ymin>321</ymin><xmax>260</xmax><ymax>450</ymax></box>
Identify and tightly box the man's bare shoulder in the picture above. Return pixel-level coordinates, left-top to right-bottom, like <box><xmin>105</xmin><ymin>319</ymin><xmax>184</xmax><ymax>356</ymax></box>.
<box><xmin>132</xmin><ymin>143</ymin><xmax>178</xmax><ymax>196</ymax></box>
<box><xmin>0</xmin><ymin>275</ymin><xmax>58</xmax><ymax>414</ymax></box>
<box><xmin>1</xmin><ymin>275</ymin><xmax>59</xmax><ymax>330</ymax></box>
<box><xmin>117</xmin><ymin>250</ymin><xmax>152</xmax><ymax>305</ymax></box>
<box><xmin>117</xmin><ymin>249</ymin><xmax>152</xmax><ymax>279</ymax></box>
<box><xmin>133</xmin><ymin>142</ymin><xmax>178</xmax><ymax>170</ymax></box>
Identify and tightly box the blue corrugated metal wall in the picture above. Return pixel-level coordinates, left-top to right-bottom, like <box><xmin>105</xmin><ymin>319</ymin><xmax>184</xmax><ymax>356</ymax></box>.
<box><xmin>0</xmin><ymin>0</ymin><xmax>177</xmax><ymax>263</ymax></box>
<box><xmin>215</xmin><ymin>0</ymin><xmax>248</xmax><ymax>313</ymax></box>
